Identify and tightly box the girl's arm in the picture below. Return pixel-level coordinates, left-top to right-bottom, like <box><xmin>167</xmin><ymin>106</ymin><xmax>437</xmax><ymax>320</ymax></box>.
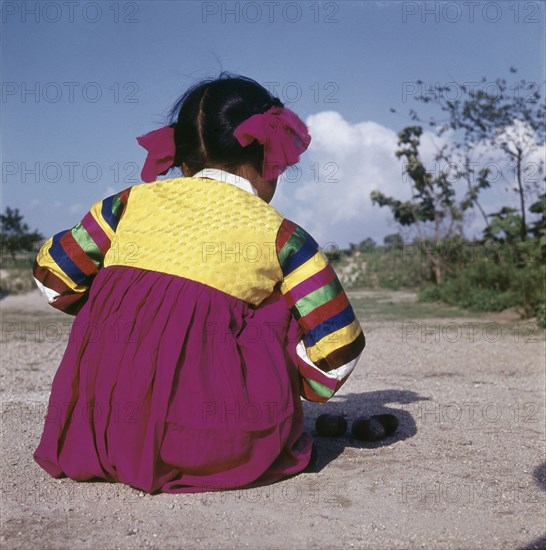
<box><xmin>33</xmin><ymin>187</ymin><xmax>132</xmax><ymax>315</ymax></box>
<box><xmin>276</xmin><ymin>219</ymin><xmax>366</xmax><ymax>403</ymax></box>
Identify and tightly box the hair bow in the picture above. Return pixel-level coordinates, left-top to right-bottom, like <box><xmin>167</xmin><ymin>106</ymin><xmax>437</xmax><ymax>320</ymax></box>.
<box><xmin>233</xmin><ymin>107</ymin><xmax>311</xmax><ymax>180</ymax></box>
<box><xmin>136</xmin><ymin>125</ymin><xmax>176</xmax><ymax>183</ymax></box>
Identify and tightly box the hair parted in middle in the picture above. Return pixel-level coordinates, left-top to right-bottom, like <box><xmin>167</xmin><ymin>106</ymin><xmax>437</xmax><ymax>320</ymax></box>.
<box><xmin>168</xmin><ymin>72</ymin><xmax>284</xmax><ymax>176</ymax></box>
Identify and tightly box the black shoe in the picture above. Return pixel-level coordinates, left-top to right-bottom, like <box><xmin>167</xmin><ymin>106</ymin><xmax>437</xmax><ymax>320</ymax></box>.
<box><xmin>351</xmin><ymin>414</ymin><xmax>399</xmax><ymax>441</ymax></box>
<box><xmin>371</xmin><ymin>414</ymin><xmax>399</xmax><ymax>435</ymax></box>
<box><xmin>351</xmin><ymin>416</ymin><xmax>386</xmax><ymax>441</ymax></box>
<box><xmin>315</xmin><ymin>414</ymin><xmax>348</xmax><ymax>437</ymax></box>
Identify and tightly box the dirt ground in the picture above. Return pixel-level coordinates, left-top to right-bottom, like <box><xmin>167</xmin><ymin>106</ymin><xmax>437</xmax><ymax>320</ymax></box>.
<box><xmin>1</xmin><ymin>289</ymin><xmax>545</xmax><ymax>550</ymax></box>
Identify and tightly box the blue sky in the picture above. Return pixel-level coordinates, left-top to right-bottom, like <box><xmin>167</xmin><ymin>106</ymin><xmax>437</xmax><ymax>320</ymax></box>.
<box><xmin>2</xmin><ymin>0</ymin><xmax>545</xmax><ymax>248</ymax></box>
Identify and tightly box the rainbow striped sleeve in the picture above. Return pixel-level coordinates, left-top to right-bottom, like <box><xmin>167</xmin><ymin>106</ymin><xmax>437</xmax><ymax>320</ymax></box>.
<box><xmin>276</xmin><ymin>218</ymin><xmax>365</xmax><ymax>403</ymax></box>
<box><xmin>33</xmin><ymin>187</ymin><xmax>131</xmax><ymax>315</ymax></box>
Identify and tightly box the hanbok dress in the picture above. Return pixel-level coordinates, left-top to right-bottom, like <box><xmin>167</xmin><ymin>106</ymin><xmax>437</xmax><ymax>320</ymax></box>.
<box><xmin>32</xmin><ymin>168</ymin><xmax>365</xmax><ymax>494</ymax></box>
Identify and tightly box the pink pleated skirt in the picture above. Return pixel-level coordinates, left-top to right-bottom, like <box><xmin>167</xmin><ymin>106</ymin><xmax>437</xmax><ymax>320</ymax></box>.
<box><xmin>33</xmin><ymin>265</ymin><xmax>313</xmax><ymax>494</ymax></box>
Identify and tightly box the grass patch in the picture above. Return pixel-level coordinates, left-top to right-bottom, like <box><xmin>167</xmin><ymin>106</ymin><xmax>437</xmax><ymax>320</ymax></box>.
<box><xmin>348</xmin><ymin>290</ymin><xmax>486</xmax><ymax>322</ymax></box>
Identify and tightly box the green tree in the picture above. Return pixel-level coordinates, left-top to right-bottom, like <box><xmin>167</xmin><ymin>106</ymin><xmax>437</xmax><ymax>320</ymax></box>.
<box><xmin>358</xmin><ymin>238</ymin><xmax>376</xmax><ymax>253</ymax></box>
<box><xmin>529</xmin><ymin>192</ymin><xmax>546</xmax><ymax>239</ymax></box>
<box><xmin>529</xmin><ymin>192</ymin><xmax>546</xmax><ymax>262</ymax></box>
<box><xmin>383</xmin><ymin>233</ymin><xmax>404</xmax><ymax>250</ymax></box>
<box><xmin>483</xmin><ymin>207</ymin><xmax>523</xmax><ymax>244</ymax></box>
<box><xmin>371</xmin><ymin>126</ymin><xmax>467</xmax><ymax>284</ymax></box>
<box><xmin>0</xmin><ymin>207</ymin><xmax>44</xmax><ymax>263</ymax></box>
<box><xmin>408</xmin><ymin>69</ymin><xmax>545</xmax><ymax>241</ymax></box>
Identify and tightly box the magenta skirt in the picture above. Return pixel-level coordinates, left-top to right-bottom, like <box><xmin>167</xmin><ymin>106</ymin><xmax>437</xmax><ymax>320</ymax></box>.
<box><xmin>33</xmin><ymin>265</ymin><xmax>313</xmax><ymax>494</ymax></box>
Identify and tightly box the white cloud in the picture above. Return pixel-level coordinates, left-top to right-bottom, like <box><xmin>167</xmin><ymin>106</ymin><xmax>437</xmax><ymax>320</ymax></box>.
<box><xmin>272</xmin><ymin>112</ymin><xmax>545</xmax><ymax>247</ymax></box>
<box><xmin>273</xmin><ymin>111</ymin><xmax>413</xmax><ymax>247</ymax></box>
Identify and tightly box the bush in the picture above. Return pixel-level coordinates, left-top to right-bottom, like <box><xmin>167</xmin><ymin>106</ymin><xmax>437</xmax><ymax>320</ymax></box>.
<box><xmin>336</xmin><ymin>237</ymin><xmax>544</xmax><ymax>320</ymax></box>
<box><xmin>0</xmin><ymin>267</ymin><xmax>36</xmax><ymax>296</ymax></box>
<box><xmin>459</xmin><ymin>287</ymin><xmax>515</xmax><ymax>312</ymax></box>
<box><xmin>535</xmin><ymin>301</ymin><xmax>546</xmax><ymax>328</ymax></box>
<box><xmin>419</xmin><ymin>282</ymin><xmax>515</xmax><ymax>311</ymax></box>
<box><xmin>419</xmin><ymin>285</ymin><xmax>444</xmax><ymax>302</ymax></box>
<box><xmin>418</xmin><ymin>250</ymin><xmax>544</xmax><ymax>317</ymax></box>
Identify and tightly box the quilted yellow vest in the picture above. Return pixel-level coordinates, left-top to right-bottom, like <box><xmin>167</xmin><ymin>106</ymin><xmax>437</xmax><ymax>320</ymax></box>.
<box><xmin>103</xmin><ymin>177</ymin><xmax>285</xmax><ymax>305</ymax></box>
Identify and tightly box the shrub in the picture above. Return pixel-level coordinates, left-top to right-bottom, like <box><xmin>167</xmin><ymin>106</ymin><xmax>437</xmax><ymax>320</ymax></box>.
<box><xmin>419</xmin><ymin>285</ymin><xmax>444</xmax><ymax>302</ymax></box>
<box><xmin>460</xmin><ymin>287</ymin><xmax>515</xmax><ymax>312</ymax></box>
<box><xmin>535</xmin><ymin>300</ymin><xmax>546</xmax><ymax>328</ymax></box>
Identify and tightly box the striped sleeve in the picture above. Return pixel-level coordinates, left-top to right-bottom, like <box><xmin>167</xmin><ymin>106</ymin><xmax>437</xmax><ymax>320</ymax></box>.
<box><xmin>33</xmin><ymin>187</ymin><xmax>131</xmax><ymax>315</ymax></box>
<box><xmin>276</xmin><ymin>219</ymin><xmax>365</xmax><ymax>403</ymax></box>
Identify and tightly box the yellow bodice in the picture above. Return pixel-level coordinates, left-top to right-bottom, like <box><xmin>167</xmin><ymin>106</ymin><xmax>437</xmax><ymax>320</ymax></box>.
<box><xmin>103</xmin><ymin>177</ymin><xmax>285</xmax><ymax>305</ymax></box>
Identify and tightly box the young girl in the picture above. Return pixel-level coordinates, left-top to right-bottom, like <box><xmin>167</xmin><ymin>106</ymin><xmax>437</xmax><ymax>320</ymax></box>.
<box><xmin>32</xmin><ymin>73</ymin><xmax>365</xmax><ymax>494</ymax></box>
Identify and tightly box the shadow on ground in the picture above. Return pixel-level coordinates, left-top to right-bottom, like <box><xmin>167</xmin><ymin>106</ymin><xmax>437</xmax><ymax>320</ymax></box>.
<box><xmin>302</xmin><ymin>389</ymin><xmax>429</xmax><ymax>473</ymax></box>
<box><xmin>518</xmin><ymin>534</ymin><xmax>546</xmax><ymax>550</ymax></box>
<box><xmin>532</xmin><ymin>460</ymin><xmax>546</xmax><ymax>492</ymax></box>
<box><xmin>518</xmin><ymin>462</ymin><xmax>546</xmax><ymax>550</ymax></box>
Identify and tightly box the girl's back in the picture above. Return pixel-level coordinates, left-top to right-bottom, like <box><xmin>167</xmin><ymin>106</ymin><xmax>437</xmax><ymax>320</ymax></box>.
<box><xmin>32</xmin><ymin>73</ymin><xmax>365</xmax><ymax>494</ymax></box>
<box><xmin>104</xmin><ymin>175</ymin><xmax>286</xmax><ymax>305</ymax></box>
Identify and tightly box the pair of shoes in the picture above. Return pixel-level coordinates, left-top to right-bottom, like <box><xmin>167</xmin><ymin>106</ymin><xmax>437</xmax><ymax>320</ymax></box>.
<box><xmin>351</xmin><ymin>414</ymin><xmax>399</xmax><ymax>441</ymax></box>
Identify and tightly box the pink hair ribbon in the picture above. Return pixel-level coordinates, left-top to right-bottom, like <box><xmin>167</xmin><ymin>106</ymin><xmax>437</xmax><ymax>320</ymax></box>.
<box><xmin>136</xmin><ymin>125</ymin><xmax>176</xmax><ymax>183</ymax></box>
<box><xmin>233</xmin><ymin>107</ymin><xmax>311</xmax><ymax>180</ymax></box>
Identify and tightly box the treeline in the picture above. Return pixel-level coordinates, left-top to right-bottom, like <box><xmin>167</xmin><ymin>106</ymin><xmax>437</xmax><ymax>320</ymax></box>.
<box><xmin>1</xmin><ymin>207</ymin><xmax>44</xmax><ymax>265</ymax></box>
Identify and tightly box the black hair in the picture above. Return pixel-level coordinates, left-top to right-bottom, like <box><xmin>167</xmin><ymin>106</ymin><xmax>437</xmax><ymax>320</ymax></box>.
<box><xmin>168</xmin><ymin>72</ymin><xmax>284</xmax><ymax>176</ymax></box>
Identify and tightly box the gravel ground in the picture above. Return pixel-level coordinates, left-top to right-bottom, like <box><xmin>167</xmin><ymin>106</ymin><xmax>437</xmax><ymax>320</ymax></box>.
<box><xmin>1</xmin><ymin>289</ymin><xmax>545</xmax><ymax>550</ymax></box>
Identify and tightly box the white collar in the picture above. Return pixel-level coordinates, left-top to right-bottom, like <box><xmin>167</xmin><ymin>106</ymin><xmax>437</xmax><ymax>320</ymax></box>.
<box><xmin>192</xmin><ymin>168</ymin><xmax>259</xmax><ymax>196</ymax></box>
